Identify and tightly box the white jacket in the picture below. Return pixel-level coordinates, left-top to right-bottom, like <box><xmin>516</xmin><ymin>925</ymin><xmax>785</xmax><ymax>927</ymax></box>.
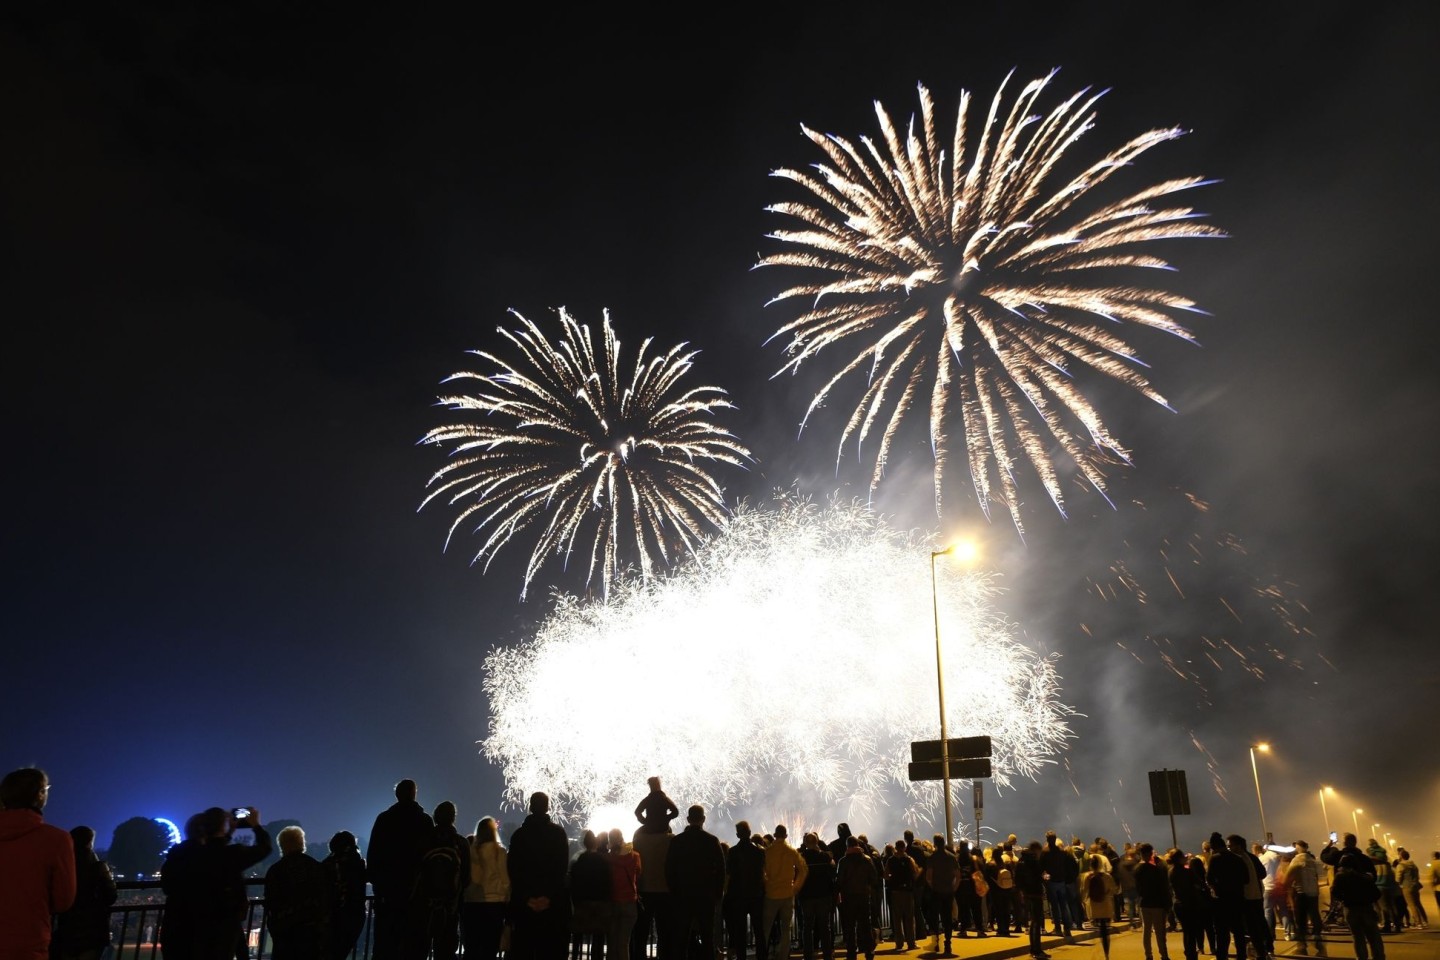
<box><xmin>465</xmin><ymin>841</ymin><xmax>511</xmax><ymax>903</ymax></box>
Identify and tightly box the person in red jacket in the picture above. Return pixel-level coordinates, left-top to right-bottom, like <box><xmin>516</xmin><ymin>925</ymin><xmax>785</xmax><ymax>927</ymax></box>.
<box><xmin>0</xmin><ymin>767</ymin><xmax>77</xmax><ymax>960</ymax></box>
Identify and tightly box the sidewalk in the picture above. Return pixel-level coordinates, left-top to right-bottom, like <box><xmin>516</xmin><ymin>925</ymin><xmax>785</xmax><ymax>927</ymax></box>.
<box><xmin>860</xmin><ymin>922</ymin><xmax>1436</xmax><ymax>960</ymax></box>
<box><xmin>853</xmin><ymin>924</ymin><xmax>1110</xmax><ymax>960</ymax></box>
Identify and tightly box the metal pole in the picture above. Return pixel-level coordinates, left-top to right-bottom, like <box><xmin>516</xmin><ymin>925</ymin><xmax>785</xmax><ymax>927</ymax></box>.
<box><xmin>1249</xmin><ymin>746</ymin><xmax>1269</xmax><ymax>843</ymax></box>
<box><xmin>1318</xmin><ymin>788</ymin><xmax>1331</xmax><ymax>836</ymax></box>
<box><xmin>1166</xmin><ymin>768</ymin><xmax>1179</xmax><ymax>851</ymax></box>
<box><xmin>932</xmin><ymin>549</ymin><xmax>953</xmax><ymax>848</ymax></box>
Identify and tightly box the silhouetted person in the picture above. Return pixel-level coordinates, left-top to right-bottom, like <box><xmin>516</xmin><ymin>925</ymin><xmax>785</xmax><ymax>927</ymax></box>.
<box><xmin>507</xmin><ymin>792</ymin><xmax>571</xmax><ymax>960</ymax></box>
<box><xmin>723</xmin><ymin>822</ymin><xmax>765</xmax><ymax>960</ymax></box>
<box><xmin>570</xmin><ymin>830</ymin><xmax>611</xmax><ymax>960</ymax></box>
<box><xmin>666</xmin><ymin>805</ymin><xmax>725</xmax><ymax>960</ymax></box>
<box><xmin>0</xmin><ymin>768</ymin><xmax>76</xmax><ymax>960</ymax></box>
<box><xmin>265</xmin><ymin>826</ymin><xmax>332</xmax><ymax>960</ymax></box>
<box><xmin>160</xmin><ymin>806</ymin><xmax>272</xmax><ymax>960</ymax></box>
<box><xmin>322</xmin><ymin>831</ymin><xmax>368</xmax><ymax>960</ymax></box>
<box><xmin>1013</xmin><ymin>841</ymin><xmax>1048</xmax><ymax>960</ymax></box>
<box><xmin>796</xmin><ymin>833</ymin><xmax>836</xmax><ymax>960</ymax></box>
<box><xmin>633</xmin><ymin>817</ymin><xmax>675</xmax><ymax>960</ymax></box>
<box><xmin>420</xmin><ymin>801</ymin><xmax>471</xmax><ymax>960</ymax></box>
<box><xmin>52</xmin><ymin>825</ymin><xmax>117</xmax><ymax>960</ymax></box>
<box><xmin>1133</xmin><ymin>843</ymin><xmax>1171</xmax><ymax>960</ymax></box>
<box><xmin>606</xmin><ymin>827</ymin><xmax>641</xmax><ymax>960</ymax></box>
<box><xmin>368</xmin><ymin>779</ymin><xmax>434</xmax><ymax>960</ymax></box>
<box><xmin>635</xmin><ymin>777</ymin><xmax>679</xmax><ymax>834</ymax></box>
<box><xmin>835</xmin><ymin>836</ymin><xmax>878</xmax><ymax>960</ymax></box>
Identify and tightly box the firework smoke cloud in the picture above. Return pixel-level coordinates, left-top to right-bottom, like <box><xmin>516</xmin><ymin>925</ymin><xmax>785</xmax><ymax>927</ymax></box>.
<box><xmin>481</xmin><ymin>495</ymin><xmax>1072</xmax><ymax>832</ymax></box>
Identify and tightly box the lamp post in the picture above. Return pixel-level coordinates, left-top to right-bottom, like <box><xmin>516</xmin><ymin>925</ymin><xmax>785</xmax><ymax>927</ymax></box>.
<box><xmin>1319</xmin><ymin>787</ymin><xmax>1333</xmax><ymax>836</ymax></box>
<box><xmin>1351</xmin><ymin>809</ymin><xmax>1362</xmax><ymax>838</ymax></box>
<box><xmin>1249</xmin><ymin>743</ymin><xmax>1271</xmax><ymax>843</ymax></box>
<box><xmin>930</xmin><ymin>539</ymin><xmax>978</xmax><ymax>849</ymax></box>
<box><xmin>931</xmin><ymin>545</ymin><xmax>955</xmax><ymax>849</ymax></box>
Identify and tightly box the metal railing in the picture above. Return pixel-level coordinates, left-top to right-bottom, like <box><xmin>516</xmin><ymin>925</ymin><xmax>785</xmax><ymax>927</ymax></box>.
<box><xmin>105</xmin><ymin>882</ymin><xmax>895</xmax><ymax>960</ymax></box>
<box><xmin>109</xmin><ymin>879</ymin><xmax>375</xmax><ymax>960</ymax></box>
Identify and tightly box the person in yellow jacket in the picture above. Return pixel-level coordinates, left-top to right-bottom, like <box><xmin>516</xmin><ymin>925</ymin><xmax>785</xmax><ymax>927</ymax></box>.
<box><xmin>762</xmin><ymin>825</ymin><xmax>810</xmax><ymax>960</ymax></box>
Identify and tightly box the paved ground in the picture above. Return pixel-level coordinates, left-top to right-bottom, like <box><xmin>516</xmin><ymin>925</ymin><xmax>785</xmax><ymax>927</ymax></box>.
<box><xmin>834</xmin><ymin>922</ymin><xmax>1439</xmax><ymax>960</ymax></box>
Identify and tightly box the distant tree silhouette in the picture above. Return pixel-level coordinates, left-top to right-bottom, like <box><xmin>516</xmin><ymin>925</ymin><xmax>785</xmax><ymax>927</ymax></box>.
<box><xmin>108</xmin><ymin>817</ymin><xmax>172</xmax><ymax>877</ymax></box>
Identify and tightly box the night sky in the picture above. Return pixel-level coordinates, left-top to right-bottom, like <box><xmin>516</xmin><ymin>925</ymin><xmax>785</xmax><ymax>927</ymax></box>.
<box><xmin>5</xmin><ymin>4</ymin><xmax>1438</xmax><ymax>857</ymax></box>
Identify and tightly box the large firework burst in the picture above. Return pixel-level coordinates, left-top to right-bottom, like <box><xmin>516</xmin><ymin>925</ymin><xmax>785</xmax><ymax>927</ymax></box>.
<box><xmin>760</xmin><ymin>71</ymin><xmax>1223</xmax><ymax>534</ymax></box>
<box><xmin>481</xmin><ymin>494</ymin><xmax>1072</xmax><ymax>834</ymax></box>
<box><xmin>421</xmin><ymin>308</ymin><xmax>751</xmax><ymax>599</ymax></box>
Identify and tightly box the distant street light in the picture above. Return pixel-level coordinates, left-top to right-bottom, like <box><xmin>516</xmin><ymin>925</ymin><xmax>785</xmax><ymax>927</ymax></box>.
<box><xmin>1249</xmin><ymin>743</ymin><xmax>1271</xmax><ymax>842</ymax></box>
<box><xmin>1352</xmin><ymin>808</ymin><xmax>1363</xmax><ymax>837</ymax></box>
<box><xmin>1319</xmin><ymin>786</ymin><xmax>1333</xmax><ymax>836</ymax></box>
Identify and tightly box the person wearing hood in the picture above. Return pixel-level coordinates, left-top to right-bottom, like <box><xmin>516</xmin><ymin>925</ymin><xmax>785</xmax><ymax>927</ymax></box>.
<box><xmin>0</xmin><ymin>767</ymin><xmax>76</xmax><ymax>960</ymax></box>
<box><xmin>322</xmin><ymin>831</ymin><xmax>369</xmax><ymax>960</ymax></box>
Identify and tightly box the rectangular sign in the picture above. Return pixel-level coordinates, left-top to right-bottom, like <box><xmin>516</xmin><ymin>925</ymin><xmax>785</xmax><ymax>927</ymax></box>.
<box><xmin>910</xmin><ymin>735</ymin><xmax>993</xmax><ymax>764</ymax></box>
<box><xmin>907</xmin><ymin>758</ymin><xmax>992</xmax><ymax>782</ymax></box>
<box><xmin>1148</xmin><ymin>769</ymin><xmax>1191</xmax><ymax>816</ymax></box>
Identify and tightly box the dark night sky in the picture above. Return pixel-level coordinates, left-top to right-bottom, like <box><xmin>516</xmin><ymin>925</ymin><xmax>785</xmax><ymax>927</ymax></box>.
<box><xmin>4</xmin><ymin>3</ymin><xmax>1438</xmax><ymax>856</ymax></box>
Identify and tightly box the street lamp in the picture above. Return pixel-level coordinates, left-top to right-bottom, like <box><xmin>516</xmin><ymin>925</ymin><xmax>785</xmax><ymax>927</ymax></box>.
<box><xmin>1249</xmin><ymin>743</ymin><xmax>1271</xmax><ymax>843</ymax></box>
<box><xmin>931</xmin><ymin>545</ymin><xmax>955</xmax><ymax>849</ymax></box>
<box><xmin>930</xmin><ymin>539</ymin><xmax>978</xmax><ymax>849</ymax></box>
<box><xmin>1351</xmin><ymin>809</ymin><xmax>1362</xmax><ymax>838</ymax></box>
<box><xmin>1319</xmin><ymin>786</ymin><xmax>1333</xmax><ymax>836</ymax></box>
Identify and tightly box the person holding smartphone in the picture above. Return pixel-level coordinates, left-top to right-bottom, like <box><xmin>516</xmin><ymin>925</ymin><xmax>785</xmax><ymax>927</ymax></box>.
<box><xmin>160</xmin><ymin>806</ymin><xmax>272</xmax><ymax>960</ymax></box>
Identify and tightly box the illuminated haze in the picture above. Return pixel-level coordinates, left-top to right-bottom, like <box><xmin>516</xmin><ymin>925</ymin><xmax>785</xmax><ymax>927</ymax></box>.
<box><xmin>481</xmin><ymin>495</ymin><xmax>1072</xmax><ymax>838</ymax></box>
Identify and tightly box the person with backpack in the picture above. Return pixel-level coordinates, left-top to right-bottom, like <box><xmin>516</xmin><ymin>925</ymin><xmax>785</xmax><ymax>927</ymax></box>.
<box><xmin>1081</xmin><ymin>855</ymin><xmax>1118</xmax><ymax>959</ymax></box>
<box><xmin>954</xmin><ymin>841</ymin><xmax>986</xmax><ymax>939</ymax></box>
<box><xmin>419</xmin><ymin>801</ymin><xmax>471</xmax><ymax>960</ymax></box>
<box><xmin>1331</xmin><ymin>864</ymin><xmax>1385</xmax><ymax>960</ymax></box>
<box><xmin>986</xmin><ymin>845</ymin><xmax>1015</xmax><ymax>938</ymax></box>
<box><xmin>322</xmin><ymin>831</ymin><xmax>368</xmax><ymax>960</ymax></box>
<box><xmin>265</xmin><ymin>826</ymin><xmax>333</xmax><ymax>960</ymax></box>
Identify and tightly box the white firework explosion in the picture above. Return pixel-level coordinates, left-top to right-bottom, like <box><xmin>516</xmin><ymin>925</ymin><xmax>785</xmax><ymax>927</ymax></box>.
<box><xmin>480</xmin><ymin>494</ymin><xmax>1072</xmax><ymax>837</ymax></box>
<box><xmin>421</xmin><ymin>307</ymin><xmax>750</xmax><ymax>599</ymax></box>
<box><xmin>760</xmin><ymin>71</ymin><xmax>1223</xmax><ymax>535</ymax></box>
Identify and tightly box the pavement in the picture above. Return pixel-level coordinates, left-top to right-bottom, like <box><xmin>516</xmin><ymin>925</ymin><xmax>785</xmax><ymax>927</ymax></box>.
<box><xmin>837</xmin><ymin>921</ymin><xmax>1440</xmax><ymax>960</ymax></box>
